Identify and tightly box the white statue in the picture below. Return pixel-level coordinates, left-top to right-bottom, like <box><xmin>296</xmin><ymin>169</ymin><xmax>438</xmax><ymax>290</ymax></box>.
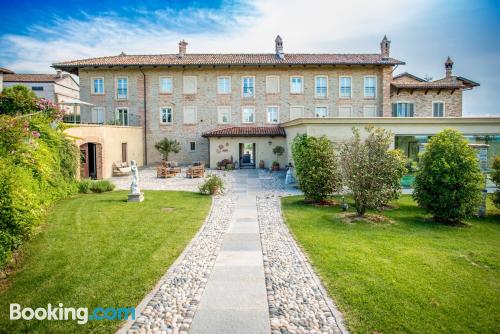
<box><xmin>130</xmin><ymin>160</ymin><xmax>140</xmax><ymax>194</ymax></box>
<box><xmin>128</xmin><ymin>160</ymin><xmax>144</xmax><ymax>202</ymax></box>
<box><xmin>285</xmin><ymin>166</ymin><xmax>295</xmax><ymax>185</ymax></box>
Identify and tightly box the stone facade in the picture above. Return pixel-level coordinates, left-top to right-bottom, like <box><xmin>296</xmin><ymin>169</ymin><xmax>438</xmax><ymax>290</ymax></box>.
<box><xmin>390</xmin><ymin>89</ymin><xmax>462</xmax><ymax>117</ymax></box>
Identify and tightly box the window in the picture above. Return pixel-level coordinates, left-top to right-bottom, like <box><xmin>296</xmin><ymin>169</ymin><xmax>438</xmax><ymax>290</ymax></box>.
<box><xmin>121</xmin><ymin>143</ymin><xmax>127</xmax><ymax>162</ymax></box>
<box><xmin>266</xmin><ymin>75</ymin><xmax>280</xmax><ymax>94</ymax></box>
<box><xmin>115</xmin><ymin>108</ymin><xmax>128</xmax><ymax>125</ymax></box>
<box><xmin>315</xmin><ymin>106</ymin><xmax>328</xmax><ymax>118</ymax></box>
<box><xmin>339</xmin><ymin>105</ymin><xmax>353</xmax><ymax>117</ymax></box>
<box><xmin>116</xmin><ymin>77</ymin><xmax>128</xmax><ymax>99</ymax></box>
<box><xmin>159</xmin><ymin>77</ymin><xmax>173</xmax><ymax>94</ymax></box>
<box><xmin>290</xmin><ymin>76</ymin><xmax>303</xmax><ymax>94</ymax></box>
<box><xmin>339</xmin><ymin>76</ymin><xmax>351</xmax><ymax>98</ymax></box>
<box><xmin>189</xmin><ymin>141</ymin><xmax>196</xmax><ymax>152</ymax></box>
<box><xmin>392</xmin><ymin>103</ymin><xmax>415</xmax><ymax>117</ymax></box>
<box><xmin>32</xmin><ymin>86</ymin><xmax>44</xmax><ymax>91</ymax></box>
<box><xmin>242</xmin><ymin>107</ymin><xmax>255</xmax><ymax>123</ymax></box>
<box><xmin>363</xmin><ymin>105</ymin><xmax>377</xmax><ymax>117</ymax></box>
<box><xmin>217</xmin><ymin>77</ymin><xmax>231</xmax><ymax>94</ymax></box>
<box><xmin>267</xmin><ymin>106</ymin><xmax>279</xmax><ymax>123</ymax></box>
<box><xmin>91</xmin><ymin>107</ymin><xmax>105</xmax><ymax>124</ymax></box>
<box><xmin>364</xmin><ymin>76</ymin><xmax>376</xmax><ymax>98</ymax></box>
<box><xmin>217</xmin><ymin>106</ymin><xmax>231</xmax><ymax>124</ymax></box>
<box><xmin>183</xmin><ymin>76</ymin><xmax>197</xmax><ymax>94</ymax></box>
<box><xmin>242</xmin><ymin>76</ymin><xmax>254</xmax><ymax>97</ymax></box>
<box><xmin>315</xmin><ymin>76</ymin><xmax>328</xmax><ymax>98</ymax></box>
<box><xmin>160</xmin><ymin>107</ymin><xmax>173</xmax><ymax>124</ymax></box>
<box><xmin>92</xmin><ymin>77</ymin><xmax>104</xmax><ymax>94</ymax></box>
<box><xmin>433</xmin><ymin>102</ymin><xmax>444</xmax><ymax>117</ymax></box>
<box><xmin>183</xmin><ymin>106</ymin><xmax>197</xmax><ymax>124</ymax></box>
<box><xmin>289</xmin><ymin>105</ymin><xmax>304</xmax><ymax>120</ymax></box>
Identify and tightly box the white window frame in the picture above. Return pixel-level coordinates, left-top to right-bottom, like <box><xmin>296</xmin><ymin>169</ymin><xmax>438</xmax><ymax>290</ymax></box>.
<box><xmin>183</xmin><ymin>106</ymin><xmax>197</xmax><ymax>124</ymax></box>
<box><xmin>91</xmin><ymin>77</ymin><xmax>104</xmax><ymax>95</ymax></box>
<box><xmin>289</xmin><ymin>105</ymin><xmax>304</xmax><ymax>120</ymax></box>
<box><xmin>160</xmin><ymin>106</ymin><xmax>173</xmax><ymax>125</ymax></box>
<box><xmin>314</xmin><ymin>75</ymin><xmax>328</xmax><ymax>98</ymax></box>
<box><xmin>217</xmin><ymin>106</ymin><xmax>231</xmax><ymax>124</ymax></box>
<box><xmin>290</xmin><ymin>76</ymin><xmax>304</xmax><ymax>94</ymax></box>
<box><xmin>189</xmin><ymin>141</ymin><xmax>196</xmax><ymax>153</ymax></box>
<box><xmin>266</xmin><ymin>106</ymin><xmax>280</xmax><ymax>124</ymax></box>
<box><xmin>242</xmin><ymin>76</ymin><xmax>255</xmax><ymax>98</ymax></box>
<box><xmin>115</xmin><ymin>77</ymin><xmax>128</xmax><ymax>100</ymax></box>
<box><xmin>217</xmin><ymin>76</ymin><xmax>231</xmax><ymax>94</ymax></box>
<box><xmin>392</xmin><ymin>102</ymin><xmax>415</xmax><ymax>117</ymax></box>
<box><xmin>91</xmin><ymin>107</ymin><xmax>105</xmax><ymax>124</ymax></box>
<box><xmin>339</xmin><ymin>76</ymin><xmax>352</xmax><ymax>99</ymax></box>
<box><xmin>338</xmin><ymin>105</ymin><xmax>353</xmax><ymax>117</ymax></box>
<box><xmin>364</xmin><ymin>75</ymin><xmax>377</xmax><ymax>98</ymax></box>
<box><xmin>362</xmin><ymin>105</ymin><xmax>378</xmax><ymax>117</ymax></box>
<box><xmin>432</xmin><ymin>101</ymin><xmax>445</xmax><ymax>117</ymax></box>
<box><xmin>241</xmin><ymin>106</ymin><xmax>255</xmax><ymax>123</ymax></box>
<box><xmin>183</xmin><ymin>76</ymin><xmax>197</xmax><ymax>95</ymax></box>
<box><xmin>266</xmin><ymin>75</ymin><xmax>280</xmax><ymax>94</ymax></box>
<box><xmin>114</xmin><ymin>107</ymin><xmax>128</xmax><ymax>125</ymax></box>
<box><xmin>159</xmin><ymin>76</ymin><xmax>173</xmax><ymax>94</ymax></box>
<box><xmin>314</xmin><ymin>106</ymin><xmax>329</xmax><ymax>118</ymax></box>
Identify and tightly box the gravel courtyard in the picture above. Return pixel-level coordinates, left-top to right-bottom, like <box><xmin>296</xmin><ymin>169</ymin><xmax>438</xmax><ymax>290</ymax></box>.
<box><xmin>118</xmin><ymin>168</ymin><xmax>347</xmax><ymax>334</ymax></box>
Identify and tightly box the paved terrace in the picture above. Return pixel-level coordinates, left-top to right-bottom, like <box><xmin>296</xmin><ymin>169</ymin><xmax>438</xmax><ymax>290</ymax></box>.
<box><xmin>117</xmin><ymin>169</ymin><xmax>347</xmax><ymax>334</ymax></box>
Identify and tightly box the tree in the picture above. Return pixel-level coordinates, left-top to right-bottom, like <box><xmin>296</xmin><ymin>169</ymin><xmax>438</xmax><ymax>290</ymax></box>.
<box><xmin>291</xmin><ymin>134</ymin><xmax>342</xmax><ymax>203</ymax></box>
<box><xmin>339</xmin><ymin>126</ymin><xmax>407</xmax><ymax>216</ymax></box>
<box><xmin>272</xmin><ymin>145</ymin><xmax>285</xmax><ymax>166</ymax></box>
<box><xmin>491</xmin><ymin>157</ymin><xmax>500</xmax><ymax>209</ymax></box>
<box><xmin>0</xmin><ymin>85</ymin><xmax>38</xmax><ymax>116</ymax></box>
<box><xmin>413</xmin><ymin>129</ymin><xmax>483</xmax><ymax>224</ymax></box>
<box><xmin>154</xmin><ymin>138</ymin><xmax>181</xmax><ymax>161</ymax></box>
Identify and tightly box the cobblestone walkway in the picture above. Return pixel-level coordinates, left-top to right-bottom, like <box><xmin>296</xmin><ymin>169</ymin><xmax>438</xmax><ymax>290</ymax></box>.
<box><xmin>119</xmin><ymin>169</ymin><xmax>347</xmax><ymax>334</ymax></box>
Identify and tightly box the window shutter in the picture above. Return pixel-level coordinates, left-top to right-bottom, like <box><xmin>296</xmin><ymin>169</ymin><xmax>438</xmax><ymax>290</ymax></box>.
<box><xmin>392</xmin><ymin>104</ymin><xmax>397</xmax><ymax>117</ymax></box>
<box><xmin>409</xmin><ymin>103</ymin><xmax>414</xmax><ymax>117</ymax></box>
<box><xmin>183</xmin><ymin>106</ymin><xmax>197</xmax><ymax>124</ymax></box>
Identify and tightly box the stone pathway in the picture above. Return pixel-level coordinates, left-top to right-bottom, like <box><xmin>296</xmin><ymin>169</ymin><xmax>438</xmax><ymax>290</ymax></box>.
<box><xmin>119</xmin><ymin>169</ymin><xmax>347</xmax><ymax>334</ymax></box>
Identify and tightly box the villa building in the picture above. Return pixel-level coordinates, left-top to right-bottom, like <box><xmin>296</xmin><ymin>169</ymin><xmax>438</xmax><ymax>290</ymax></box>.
<box><xmin>53</xmin><ymin>36</ymin><xmax>499</xmax><ymax>179</ymax></box>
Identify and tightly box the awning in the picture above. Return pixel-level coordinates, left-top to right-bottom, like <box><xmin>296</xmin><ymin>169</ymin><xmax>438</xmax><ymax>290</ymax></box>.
<box><xmin>58</xmin><ymin>97</ymin><xmax>93</xmax><ymax>106</ymax></box>
<box><xmin>203</xmin><ymin>126</ymin><xmax>286</xmax><ymax>138</ymax></box>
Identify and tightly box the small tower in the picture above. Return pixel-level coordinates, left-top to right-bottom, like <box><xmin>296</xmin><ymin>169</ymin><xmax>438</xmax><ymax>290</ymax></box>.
<box><xmin>178</xmin><ymin>40</ymin><xmax>188</xmax><ymax>57</ymax></box>
<box><xmin>275</xmin><ymin>35</ymin><xmax>284</xmax><ymax>59</ymax></box>
<box><xmin>445</xmin><ymin>56</ymin><xmax>454</xmax><ymax>78</ymax></box>
<box><xmin>380</xmin><ymin>35</ymin><xmax>390</xmax><ymax>59</ymax></box>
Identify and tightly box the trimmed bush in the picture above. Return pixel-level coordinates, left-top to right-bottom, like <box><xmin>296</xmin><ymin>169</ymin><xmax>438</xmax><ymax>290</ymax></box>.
<box><xmin>492</xmin><ymin>157</ymin><xmax>500</xmax><ymax>208</ymax></box>
<box><xmin>291</xmin><ymin>134</ymin><xmax>342</xmax><ymax>202</ymax></box>
<box><xmin>413</xmin><ymin>129</ymin><xmax>483</xmax><ymax>223</ymax></box>
<box><xmin>199</xmin><ymin>174</ymin><xmax>225</xmax><ymax>195</ymax></box>
<box><xmin>78</xmin><ymin>179</ymin><xmax>93</xmax><ymax>194</ymax></box>
<box><xmin>339</xmin><ymin>126</ymin><xmax>408</xmax><ymax>216</ymax></box>
<box><xmin>90</xmin><ymin>180</ymin><xmax>115</xmax><ymax>193</ymax></box>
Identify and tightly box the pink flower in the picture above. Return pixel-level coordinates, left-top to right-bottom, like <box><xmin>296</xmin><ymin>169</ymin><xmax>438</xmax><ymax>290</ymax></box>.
<box><xmin>31</xmin><ymin>130</ymin><xmax>40</xmax><ymax>138</ymax></box>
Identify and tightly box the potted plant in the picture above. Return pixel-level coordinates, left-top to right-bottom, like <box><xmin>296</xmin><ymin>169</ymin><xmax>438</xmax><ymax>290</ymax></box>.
<box><xmin>272</xmin><ymin>145</ymin><xmax>285</xmax><ymax>171</ymax></box>
<box><xmin>154</xmin><ymin>138</ymin><xmax>181</xmax><ymax>161</ymax></box>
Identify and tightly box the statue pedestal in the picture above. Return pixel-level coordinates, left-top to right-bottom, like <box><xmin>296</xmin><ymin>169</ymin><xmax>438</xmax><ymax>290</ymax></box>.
<box><xmin>128</xmin><ymin>192</ymin><xmax>144</xmax><ymax>202</ymax></box>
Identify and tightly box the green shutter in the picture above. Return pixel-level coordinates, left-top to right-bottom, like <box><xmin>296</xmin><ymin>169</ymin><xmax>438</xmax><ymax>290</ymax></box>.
<box><xmin>392</xmin><ymin>103</ymin><xmax>397</xmax><ymax>117</ymax></box>
<box><xmin>409</xmin><ymin>103</ymin><xmax>414</xmax><ymax>117</ymax></box>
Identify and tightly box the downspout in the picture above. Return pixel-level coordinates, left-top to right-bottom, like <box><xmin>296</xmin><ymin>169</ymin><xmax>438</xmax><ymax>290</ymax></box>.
<box><xmin>139</xmin><ymin>67</ymin><xmax>147</xmax><ymax>165</ymax></box>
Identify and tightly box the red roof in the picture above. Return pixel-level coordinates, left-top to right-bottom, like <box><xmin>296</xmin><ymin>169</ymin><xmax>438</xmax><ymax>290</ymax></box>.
<box><xmin>3</xmin><ymin>73</ymin><xmax>68</xmax><ymax>83</ymax></box>
<box><xmin>0</xmin><ymin>67</ymin><xmax>14</xmax><ymax>74</ymax></box>
<box><xmin>53</xmin><ymin>53</ymin><xmax>404</xmax><ymax>74</ymax></box>
<box><xmin>203</xmin><ymin>126</ymin><xmax>286</xmax><ymax>137</ymax></box>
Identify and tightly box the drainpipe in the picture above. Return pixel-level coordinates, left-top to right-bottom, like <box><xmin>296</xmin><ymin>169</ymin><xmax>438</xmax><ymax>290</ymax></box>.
<box><xmin>139</xmin><ymin>67</ymin><xmax>148</xmax><ymax>165</ymax></box>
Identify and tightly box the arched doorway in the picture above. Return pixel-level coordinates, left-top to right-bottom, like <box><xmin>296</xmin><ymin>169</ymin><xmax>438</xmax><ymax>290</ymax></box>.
<box><xmin>80</xmin><ymin>142</ymin><xmax>103</xmax><ymax>179</ymax></box>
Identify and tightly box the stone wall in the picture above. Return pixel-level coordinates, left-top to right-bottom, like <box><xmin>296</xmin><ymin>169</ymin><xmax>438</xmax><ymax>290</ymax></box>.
<box><xmin>389</xmin><ymin>89</ymin><xmax>462</xmax><ymax>117</ymax></box>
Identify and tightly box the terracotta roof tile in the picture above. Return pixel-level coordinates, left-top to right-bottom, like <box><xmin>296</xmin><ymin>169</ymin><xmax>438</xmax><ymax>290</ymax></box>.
<box><xmin>202</xmin><ymin>126</ymin><xmax>286</xmax><ymax>137</ymax></box>
<box><xmin>3</xmin><ymin>73</ymin><xmax>67</xmax><ymax>83</ymax></box>
<box><xmin>0</xmin><ymin>67</ymin><xmax>14</xmax><ymax>74</ymax></box>
<box><xmin>53</xmin><ymin>53</ymin><xmax>404</xmax><ymax>73</ymax></box>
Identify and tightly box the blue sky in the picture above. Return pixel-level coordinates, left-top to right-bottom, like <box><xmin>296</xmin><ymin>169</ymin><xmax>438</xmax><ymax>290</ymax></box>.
<box><xmin>1</xmin><ymin>0</ymin><xmax>499</xmax><ymax>115</ymax></box>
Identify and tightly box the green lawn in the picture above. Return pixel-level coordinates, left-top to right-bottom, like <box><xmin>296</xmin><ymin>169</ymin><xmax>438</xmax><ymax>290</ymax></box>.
<box><xmin>0</xmin><ymin>190</ymin><xmax>211</xmax><ymax>333</ymax></box>
<box><xmin>282</xmin><ymin>195</ymin><xmax>500</xmax><ymax>334</ymax></box>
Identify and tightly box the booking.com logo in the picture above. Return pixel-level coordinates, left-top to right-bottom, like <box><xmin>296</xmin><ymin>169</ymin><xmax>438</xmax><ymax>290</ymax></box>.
<box><xmin>10</xmin><ymin>303</ymin><xmax>135</xmax><ymax>325</ymax></box>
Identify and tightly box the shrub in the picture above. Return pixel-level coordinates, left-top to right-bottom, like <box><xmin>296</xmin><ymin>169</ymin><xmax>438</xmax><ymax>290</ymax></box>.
<box><xmin>90</xmin><ymin>180</ymin><xmax>115</xmax><ymax>193</ymax></box>
<box><xmin>413</xmin><ymin>129</ymin><xmax>483</xmax><ymax>223</ymax></box>
<box><xmin>78</xmin><ymin>179</ymin><xmax>93</xmax><ymax>194</ymax></box>
<box><xmin>154</xmin><ymin>138</ymin><xmax>181</xmax><ymax>161</ymax></box>
<box><xmin>339</xmin><ymin>126</ymin><xmax>408</xmax><ymax>216</ymax></box>
<box><xmin>0</xmin><ymin>85</ymin><xmax>38</xmax><ymax>116</ymax></box>
<box><xmin>272</xmin><ymin>145</ymin><xmax>285</xmax><ymax>166</ymax></box>
<box><xmin>491</xmin><ymin>157</ymin><xmax>500</xmax><ymax>208</ymax></box>
<box><xmin>291</xmin><ymin>134</ymin><xmax>342</xmax><ymax>202</ymax></box>
<box><xmin>199</xmin><ymin>174</ymin><xmax>225</xmax><ymax>195</ymax></box>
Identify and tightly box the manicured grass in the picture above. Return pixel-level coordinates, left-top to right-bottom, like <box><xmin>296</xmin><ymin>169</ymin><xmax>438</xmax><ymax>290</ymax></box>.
<box><xmin>0</xmin><ymin>191</ymin><xmax>211</xmax><ymax>333</ymax></box>
<box><xmin>282</xmin><ymin>195</ymin><xmax>500</xmax><ymax>334</ymax></box>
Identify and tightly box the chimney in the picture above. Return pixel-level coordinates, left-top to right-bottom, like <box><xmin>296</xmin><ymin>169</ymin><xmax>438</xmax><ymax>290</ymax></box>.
<box><xmin>275</xmin><ymin>35</ymin><xmax>284</xmax><ymax>59</ymax></box>
<box><xmin>56</xmin><ymin>70</ymin><xmax>63</xmax><ymax>78</ymax></box>
<box><xmin>380</xmin><ymin>35</ymin><xmax>390</xmax><ymax>59</ymax></box>
<box><xmin>178</xmin><ymin>40</ymin><xmax>188</xmax><ymax>57</ymax></box>
<box><xmin>445</xmin><ymin>56</ymin><xmax>454</xmax><ymax>78</ymax></box>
